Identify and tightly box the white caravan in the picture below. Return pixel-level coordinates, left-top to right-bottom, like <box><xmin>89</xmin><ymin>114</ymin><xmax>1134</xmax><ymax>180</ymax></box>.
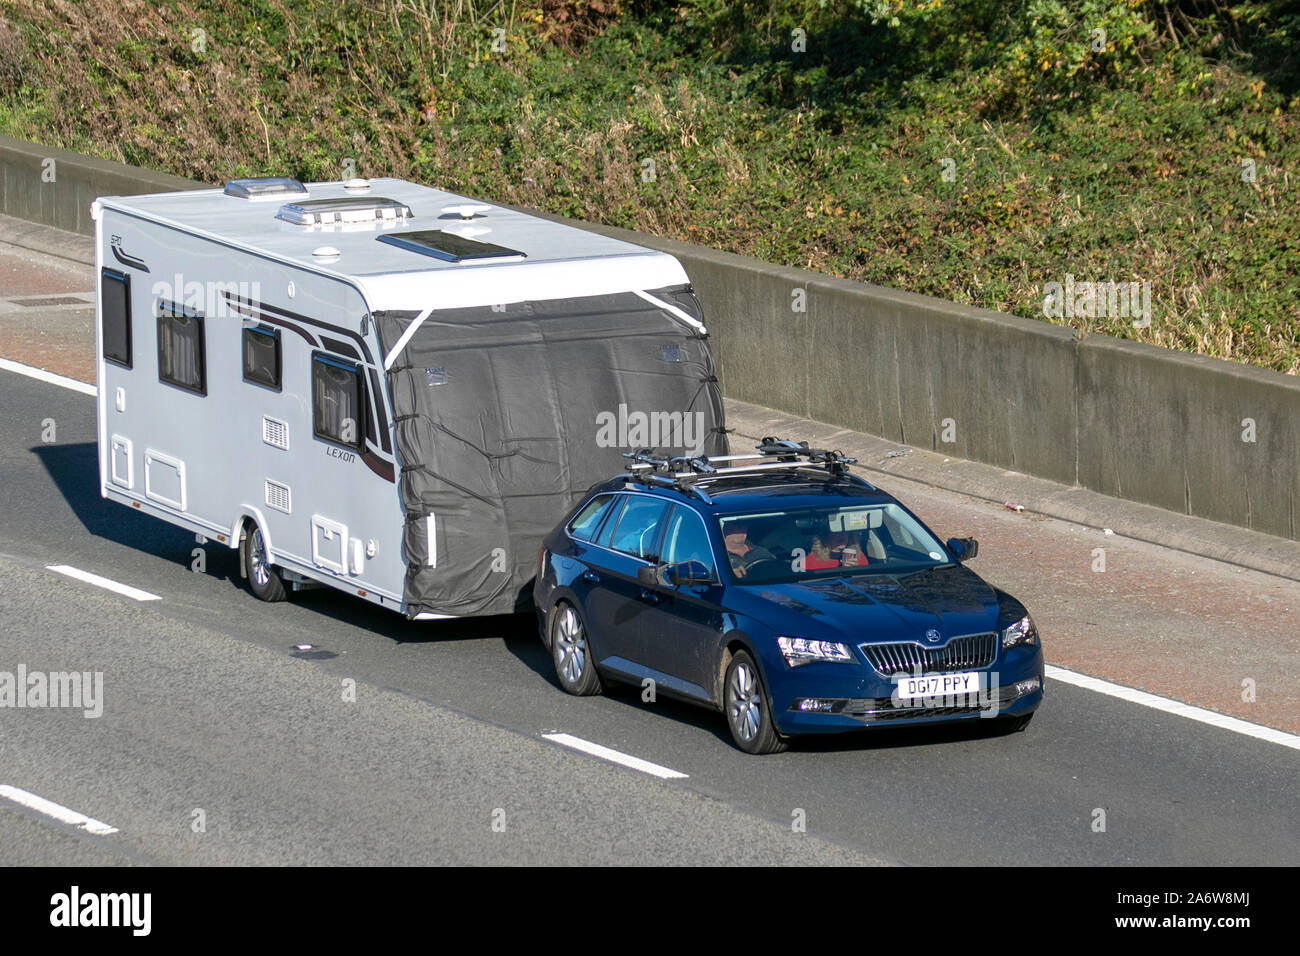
<box><xmin>93</xmin><ymin>177</ymin><xmax>726</xmax><ymax>618</ymax></box>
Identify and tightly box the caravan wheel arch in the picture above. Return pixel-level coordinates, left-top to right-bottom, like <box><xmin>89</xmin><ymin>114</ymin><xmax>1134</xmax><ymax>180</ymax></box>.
<box><xmin>232</xmin><ymin>507</ymin><xmax>275</xmax><ymax>577</ymax></box>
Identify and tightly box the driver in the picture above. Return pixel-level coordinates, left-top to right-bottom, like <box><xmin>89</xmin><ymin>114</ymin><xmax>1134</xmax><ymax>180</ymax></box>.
<box><xmin>723</xmin><ymin>520</ymin><xmax>774</xmax><ymax>579</ymax></box>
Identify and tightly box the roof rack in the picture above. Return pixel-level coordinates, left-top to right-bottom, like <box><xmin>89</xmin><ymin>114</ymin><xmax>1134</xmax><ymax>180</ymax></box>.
<box><xmin>620</xmin><ymin>437</ymin><xmax>862</xmax><ymax>500</ymax></box>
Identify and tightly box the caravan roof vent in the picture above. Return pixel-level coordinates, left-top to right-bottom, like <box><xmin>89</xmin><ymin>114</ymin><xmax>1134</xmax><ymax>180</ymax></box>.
<box><xmin>376</xmin><ymin>230</ymin><xmax>526</xmax><ymax>264</ymax></box>
<box><xmin>276</xmin><ymin>197</ymin><xmax>414</xmax><ymax>227</ymax></box>
<box><xmin>441</xmin><ymin>203</ymin><xmax>491</xmax><ymax>220</ymax></box>
<box><xmin>224</xmin><ymin>177</ymin><xmax>308</xmax><ymax>201</ymax></box>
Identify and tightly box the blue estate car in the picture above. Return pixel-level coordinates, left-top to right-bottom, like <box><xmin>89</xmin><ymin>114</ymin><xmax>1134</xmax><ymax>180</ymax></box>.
<box><xmin>533</xmin><ymin>440</ymin><xmax>1045</xmax><ymax>754</ymax></box>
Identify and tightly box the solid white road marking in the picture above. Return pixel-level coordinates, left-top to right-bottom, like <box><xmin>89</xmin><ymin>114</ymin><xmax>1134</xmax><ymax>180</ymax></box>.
<box><xmin>0</xmin><ymin>356</ymin><xmax>95</xmax><ymax>396</ymax></box>
<box><xmin>542</xmin><ymin>733</ymin><xmax>689</xmax><ymax>779</ymax></box>
<box><xmin>0</xmin><ymin>785</ymin><xmax>119</xmax><ymax>835</ymax></box>
<box><xmin>46</xmin><ymin>565</ymin><xmax>161</xmax><ymax>602</ymax></box>
<box><xmin>1046</xmin><ymin>664</ymin><xmax>1300</xmax><ymax>752</ymax></box>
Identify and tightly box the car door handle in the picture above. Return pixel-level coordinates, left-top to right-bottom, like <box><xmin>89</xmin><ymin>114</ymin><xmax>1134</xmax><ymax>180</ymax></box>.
<box><xmin>639</xmin><ymin>589</ymin><xmax>661</xmax><ymax>604</ymax></box>
<box><xmin>582</xmin><ymin>570</ymin><xmax>600</xmax><ymax>583</ymax></box>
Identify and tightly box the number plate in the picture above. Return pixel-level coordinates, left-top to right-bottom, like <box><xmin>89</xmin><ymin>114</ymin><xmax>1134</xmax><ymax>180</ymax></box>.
<box><xmin>896</xmin><ymin>671</ymin><xmax>981</xmax><ymax>700</ymax></box>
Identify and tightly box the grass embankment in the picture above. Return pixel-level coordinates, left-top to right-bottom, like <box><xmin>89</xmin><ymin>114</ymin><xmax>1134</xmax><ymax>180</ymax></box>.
<box><xmin>0</xmin><ymin>0</ymin><xmax>1296</xmax><ymax>371</ymax></box>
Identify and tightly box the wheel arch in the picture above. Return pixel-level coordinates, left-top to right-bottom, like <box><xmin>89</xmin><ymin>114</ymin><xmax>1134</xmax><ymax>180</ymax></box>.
<box><xmin>542</xmin><ymin>589</ymin><xmax>584</xmax><ymax>649</ymax></box>
<box><xmin>715</xmin><ymin>631</ymin><xmax>762</xmax><ymax>709</ymax></box>
<box><xmin>232</xmin><ymin>507</ymin><xmax>276</xmax><ymax>579</ymax></box>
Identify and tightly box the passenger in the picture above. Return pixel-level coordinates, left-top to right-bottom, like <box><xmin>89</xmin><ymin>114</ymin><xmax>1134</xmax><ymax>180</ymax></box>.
<box><xmin>723</xmin><ymin>521</ymin><xmax>774</xmax><ymax>578</ymax></box>
<box><xmin>805</xmin><ymin>529</ymin><xmax>867</xmax><ymax>570</ymax></box>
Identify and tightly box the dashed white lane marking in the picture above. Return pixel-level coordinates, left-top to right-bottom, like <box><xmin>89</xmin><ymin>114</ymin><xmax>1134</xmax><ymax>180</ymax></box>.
<box><xmin>0</xmin><ymin>356</ymin><xmax>95</xmax><ymax>396</ymax></box>
<box><xmin>0</xmin><ymin>785</ymin><xmax>119</xmax><ymax>835</ymax></box>
<box><xmin>47</xmin><ymin>565</ymin><xmax>160</xmax><ymax>602</ymax></box>
<box><xmin>542</xmin><ymin>733</ymin><xmax>689</xmax><ymax>779</ymax></box>
<box><xmin>1046</xmin><ymin>665</ymin><xmax>1300</xmax><ymax>752</ymax></box>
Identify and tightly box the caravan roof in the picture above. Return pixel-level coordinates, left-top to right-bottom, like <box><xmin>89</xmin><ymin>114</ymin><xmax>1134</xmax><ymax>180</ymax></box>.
<box><xmin>95</xmin><ymin>178</ymin><xmax>689</xmax><ymax>312</ymax></box>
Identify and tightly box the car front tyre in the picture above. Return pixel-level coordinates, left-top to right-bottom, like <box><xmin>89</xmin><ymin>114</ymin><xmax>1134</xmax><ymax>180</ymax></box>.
<box><xmin>550</xmin><ymin>601</ymin><xmax>602</xmax><ymax>696</ymax></box>
<box><xmin>724</xmin><ymin>650</ymin><xmax>787</xmax><ymax>754</ymax></box>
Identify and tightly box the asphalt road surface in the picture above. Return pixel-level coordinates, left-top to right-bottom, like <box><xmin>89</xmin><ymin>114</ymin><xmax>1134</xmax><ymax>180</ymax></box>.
<box><xmin>0</xmin><ymin>370</ymin><xmax>1296</xmax><ymax>866</ymax></box>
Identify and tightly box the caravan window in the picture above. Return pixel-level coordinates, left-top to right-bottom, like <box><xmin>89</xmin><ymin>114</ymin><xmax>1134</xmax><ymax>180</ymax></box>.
<box><xmin>312</xmin><ymin>353</ymin><xmax>364</xmax><ymax>449</ymax></box>
<box><xmin>101</xmin><ymin>268</ymin><xmax>131</xmax><ymax>368</ymax></box>
<box><xmin>242</xmin><ymin>326</ymin><xmax>282</xmax><ymax>390</ymax></box>
<box><xmin>157</xmin><ymin>304</ymin><xmax>206</xmax><ymax>394</ymax></box>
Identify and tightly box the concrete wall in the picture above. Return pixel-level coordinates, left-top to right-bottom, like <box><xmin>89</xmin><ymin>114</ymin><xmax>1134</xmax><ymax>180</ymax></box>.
<box><xmin>0</xmin><ymin>134</ymin><xmax>201</xmax><ymax>235</ymax></box>
<box><xmin>2</xmin><ymin>133</ymin><xmax>1295</xmax><ymax>539</ymax></box>
<box><xmin>1078</xmin><ymin>337</ymin><xmax>1300</xmax><ymax>539</ymax></box>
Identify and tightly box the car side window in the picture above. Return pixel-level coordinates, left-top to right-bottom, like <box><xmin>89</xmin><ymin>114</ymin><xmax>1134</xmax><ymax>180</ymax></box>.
<box><xmin>568</xmin><ymin>494</ymin><xmax>617</xmax><ymax>541</ymax></box>
<box><xmin>662</xmin><ymin>505</ymin><xmax>716</xmax><ymax>574</ymax></box>
<box><xmin>608</xmin><ymin>496</ymin><xmax>670</xmax><ymax>562</ymax></box>
<box><xmin>593</xmin><ymin>496</ymin><xmax>626</xmax><ymax>548</ymax></box>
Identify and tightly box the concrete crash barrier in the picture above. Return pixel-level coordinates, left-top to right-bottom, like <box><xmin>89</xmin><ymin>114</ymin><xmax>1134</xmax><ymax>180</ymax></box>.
<box><xmin>676</xmin><ymin>253</ymin><xmax>1080</xmax><ymax>486</ymax></box>
<box><xmin>2</xmin><ymin>133</ymin><xmax>1296</xmax><ymax>540</ymax></box>
<box><xmin>0</xmin><ymin>134</ymin><xmax>201</xmax><ymax>235</ymax></box>
<box><xmin>1079</xmin><ymin>335</ymin><xmax>1300</xmax><ymax>540</ymax></box>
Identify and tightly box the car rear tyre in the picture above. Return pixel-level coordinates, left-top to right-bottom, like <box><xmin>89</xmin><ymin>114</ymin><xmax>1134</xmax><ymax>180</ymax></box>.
<box><xmin>244</xmin><ymin>523</ymin><xmax>286</xmax><ymax>602</ymax></box>
<box><xmin>724</xmin><ymin>650</ymin><xmax>787</xmax><ymax>754</ymax></box>
<box><xmin>550</xmin><ymin>601</ymin><xmax>602</xmax><ymax>696</ymax></box>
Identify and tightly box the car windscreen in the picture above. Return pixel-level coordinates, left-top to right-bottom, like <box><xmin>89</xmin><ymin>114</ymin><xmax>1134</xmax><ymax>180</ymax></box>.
<box><xmin>716</xmin><ymin>502</ymin><xmax>951</xmax><ymax>583</ymax></box>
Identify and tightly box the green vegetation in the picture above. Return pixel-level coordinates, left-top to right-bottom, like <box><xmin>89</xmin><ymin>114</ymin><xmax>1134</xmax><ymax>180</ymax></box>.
<box><xmin>1</xmin><ymin>0</ymin><xmax>1296</xmax><ymax>370</ymax></box>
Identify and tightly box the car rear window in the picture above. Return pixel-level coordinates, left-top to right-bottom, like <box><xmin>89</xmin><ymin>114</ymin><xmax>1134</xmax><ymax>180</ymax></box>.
<box><xmin>568</xmin><ymin>494</ymin><xmax>617</xmax><ymax>541</ymax></box>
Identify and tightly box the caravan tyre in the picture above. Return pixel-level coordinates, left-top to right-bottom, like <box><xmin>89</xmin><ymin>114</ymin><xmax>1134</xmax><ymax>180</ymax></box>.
<box><xmin>245</xmin><ymin>523</ymin><xmax>287</xmax><ymax>602</ymax></box>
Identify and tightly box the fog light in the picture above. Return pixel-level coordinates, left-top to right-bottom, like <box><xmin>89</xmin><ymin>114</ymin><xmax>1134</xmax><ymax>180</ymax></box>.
<box><xmin>1015</xmin><ymin>677</ymin><xmax>1041</xmax><ymax>697</ymax></box>
<box><xmin>795</xmin><ymin>698</ymin><xmax>837</xmax><ymax>713</ymax></box>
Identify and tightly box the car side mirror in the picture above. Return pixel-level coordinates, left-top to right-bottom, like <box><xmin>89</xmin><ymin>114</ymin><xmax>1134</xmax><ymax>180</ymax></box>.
<box><xmin>666</xmin><ymin>560</ymin><xmax>716</xmax><ymax>587</ymax></box>
<box><xmin>636</xmin><ymin>565</ymin><xmax>663</xmax><ymax>587</ymax></box>
<box><xmin>947</xmin><ymin>537</ymin><xmax>979</xmax><ymax>560</ymax></box>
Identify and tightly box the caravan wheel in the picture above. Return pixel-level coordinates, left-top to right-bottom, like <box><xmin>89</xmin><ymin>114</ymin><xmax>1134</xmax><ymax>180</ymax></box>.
<box><xmin>244</xmin><ymin>523</ymin><xmax>287</xmax><ymax>602</ymax></box>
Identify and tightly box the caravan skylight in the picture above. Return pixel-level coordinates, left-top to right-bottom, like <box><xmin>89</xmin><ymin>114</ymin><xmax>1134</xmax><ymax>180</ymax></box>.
<box><xmin>376</xmin><ymin>230</ymin><xmax>526</xmax><ymax>263</ymax></box>
<box><xmin>224</xmin><ymin>178</ymin><xmax>308</xmax><ymax>201</ymax></box>
<box><xmin>277</xmin><ymin>197</ymin><xmax>414</xmax><ymax>227</ymax></box>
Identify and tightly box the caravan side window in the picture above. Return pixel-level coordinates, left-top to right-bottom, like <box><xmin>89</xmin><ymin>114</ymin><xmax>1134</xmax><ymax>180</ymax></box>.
<box><xmin>157</xmin><ymin>303</ymin><xmax>206</xmax><ymax>394</ymax></box>
<box><xmin>101</xmin><ymin>268</ymin><xmax>131</xmax><ymax>368</ymax></box>
<box><xmin>312</xmin><ymin>353</ymin><xmax>364</xmax><ymax>449</ymax></box>
<box><xmin>242</xmin><ymin>326</ymin><xmax>282</xmax><ymax>390</ymax></box>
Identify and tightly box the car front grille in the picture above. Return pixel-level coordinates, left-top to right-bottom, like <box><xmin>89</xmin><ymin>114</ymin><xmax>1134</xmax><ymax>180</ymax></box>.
<box><xmin>859</xmin><ymin>632</ymin><xmax>998</xmax><ymax>676</ymax></box>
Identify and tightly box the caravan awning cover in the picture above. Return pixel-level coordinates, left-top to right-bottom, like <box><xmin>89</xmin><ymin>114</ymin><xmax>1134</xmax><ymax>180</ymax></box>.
<box><xmin>374</xmin><ymin>285</ymin><xmax>727</xmax><ymax>617</ymax></box>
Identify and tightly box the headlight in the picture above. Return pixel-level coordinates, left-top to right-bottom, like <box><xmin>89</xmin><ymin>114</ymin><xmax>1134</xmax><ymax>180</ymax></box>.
<box><xmin>1001</xmin><ymin>615</ymin><xmax>1038</xmax><ymax>648</ymax></box>
<box><xmin>777</xmin><ymin>636</ymin><xmax>854</xmax><ymax>667</ymax></box>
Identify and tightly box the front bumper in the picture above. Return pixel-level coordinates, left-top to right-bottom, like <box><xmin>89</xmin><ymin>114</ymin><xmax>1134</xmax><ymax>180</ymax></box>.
<box><xmin>768</xmin><ymin>646</ymin><xmax>1045</xmax><ymax>735</ymax></box>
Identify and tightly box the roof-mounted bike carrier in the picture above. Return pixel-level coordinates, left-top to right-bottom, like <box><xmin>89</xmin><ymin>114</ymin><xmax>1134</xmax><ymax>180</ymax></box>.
<box><xmin>620</xmin><ymin>437</ymin><xmax>864</xmax><ymax>500</ymax></box>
